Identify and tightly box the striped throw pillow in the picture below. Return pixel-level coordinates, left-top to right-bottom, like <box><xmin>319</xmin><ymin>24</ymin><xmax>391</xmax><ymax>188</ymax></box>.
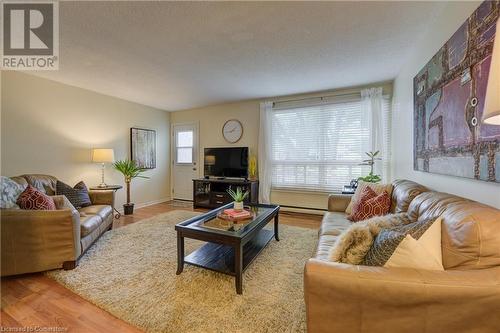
<box><xmin>56</xmin><ymin>180</ymin><xmax>92</xmax><ymax>208</ymax></box>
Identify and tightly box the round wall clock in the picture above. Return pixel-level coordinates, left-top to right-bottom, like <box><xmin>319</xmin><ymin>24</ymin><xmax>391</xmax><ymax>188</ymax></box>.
<box><xmin>222</xmin><ymin>119</ymin><xmax>243</xmax><ymax>143</ymax></box>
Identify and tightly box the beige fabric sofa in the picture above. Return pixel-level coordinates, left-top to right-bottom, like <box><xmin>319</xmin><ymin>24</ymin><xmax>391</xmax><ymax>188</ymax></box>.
<box><xmin>304</xmin><ymin>179</ymin><xmax>500</xmax><ymax>333</ymax></box>
<box><xmin>1</xmin><ymin>174</ymin><xmax>114</xmax><ymax>276</ymax></box>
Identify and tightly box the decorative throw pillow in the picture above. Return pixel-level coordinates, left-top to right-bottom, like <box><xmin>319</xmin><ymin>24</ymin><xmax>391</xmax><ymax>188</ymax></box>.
<box><xmin>329</xmin><ymin>213</ymin><xmax>411</xmax><ymax>264</ymax></box>
<box><xmin>414</xmin><ymin>216</ymin><xmax>443</xmax><ymax>266</ymax></box>
<box><xmin>348</xmin><ymin>188</ymin><xmax>391</xmax><ymax>222</ymax></box>
<box><xmin>362</xmin><ymin>217</ymin><xmax>443</xmax><ymax>270</ymax></box>
<box><xmin>384</xmin><ymin>235</ymin><xmax>443</xmax><ymax>270</ymax></box>
<box><xmin>17</xmin><ymin>185</ymin><xmax>56</xmax><ymax>210</ymax></box>
<box><xmin>56</xmin><ymin>180</ymin><xmax>92</xmax><ymax>208</ymax></box>
<box><xmin>0</xmin><ymin>176</ymin><xmax>27</xmax><ymax>209</ymax></box>
<box><xmin>345</xmin><ymin>181</ymin><xmax>393</xmax><ymax>215</ymax></box>
<box><xmin>347</xmin><ymin>186</ymin><xmax>376</xmax><ymax>216</ymax></box>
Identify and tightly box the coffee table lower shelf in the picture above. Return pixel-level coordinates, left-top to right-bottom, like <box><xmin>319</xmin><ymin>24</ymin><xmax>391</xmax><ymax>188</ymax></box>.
<box><xmin>184</xmin><ymin>229</ymin><xmax>274</xmax><ymax>276</ymax></box>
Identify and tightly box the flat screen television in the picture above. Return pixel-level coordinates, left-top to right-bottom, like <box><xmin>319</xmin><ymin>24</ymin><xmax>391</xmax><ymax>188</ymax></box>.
<box><xmin>204</xmin><ymin>147</ymin><xmax>248</xmax><ymax>179</ymax></box>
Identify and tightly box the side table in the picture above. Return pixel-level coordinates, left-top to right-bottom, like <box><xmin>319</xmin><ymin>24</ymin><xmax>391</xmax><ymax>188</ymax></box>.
<box><xmin>89</xmin><ymin>185</ymin><xmax>123</xmax><ymax>219</ymax></box>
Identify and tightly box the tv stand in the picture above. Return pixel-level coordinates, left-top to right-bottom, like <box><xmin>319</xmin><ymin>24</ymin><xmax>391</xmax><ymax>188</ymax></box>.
<box><xmin>193</xmin><ymin>178</ymin><xmax>259</xmax><ymax>209</ymax></box>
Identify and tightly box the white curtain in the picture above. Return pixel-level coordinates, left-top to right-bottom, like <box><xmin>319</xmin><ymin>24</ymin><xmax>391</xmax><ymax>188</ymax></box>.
<box><xmin>361</xmin><ymin>87</ymin><xmax>390</xmax><ymax>182</ymax></box>
<box><xmin>258</xmin><ymin>101</ymin><xmax>273</xmax><ymax>203</ymax></box>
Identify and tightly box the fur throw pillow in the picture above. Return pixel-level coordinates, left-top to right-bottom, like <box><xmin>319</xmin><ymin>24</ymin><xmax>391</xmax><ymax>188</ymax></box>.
<box><xmin>329</xmin><ymin>213</ymin><xmax>412</xmax><ymax>264</ymax></box>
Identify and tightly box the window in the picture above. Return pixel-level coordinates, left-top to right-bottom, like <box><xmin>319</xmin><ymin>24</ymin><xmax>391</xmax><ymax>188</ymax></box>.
<box><xmin>176</xmin><ymin>130</ymin><xmax>193</xmax><ymax>164</ymax></box>
<box><xmin>270</xmin><ymin>96</ymin><xmax>391</xmax><ymax>192</ymax></box>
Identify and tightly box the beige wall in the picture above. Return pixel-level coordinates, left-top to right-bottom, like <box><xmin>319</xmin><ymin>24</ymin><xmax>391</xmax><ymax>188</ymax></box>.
<box><xmin>392</xmin><ymin>1</ymin><xmax>500</xmax><ymax>209</ymax></box>
<box><xmin>1</xmin><ymin>71</ymin><xmax>171</xmax><ymax>209</ymax></box>
<box><xmin>171</xmin><ymin>99</ymin><xmax>329</xmax><ymax>211</ymax></box>
<box><xmin>169</xmin><ymin>96</ymin><xmax>340</xmax><ymax>210</ymax></box>
<box><xmin>171</xmin><ymin>83</ymin><xmax>392</xmax><ymax>211</ymax></box>
<box><xmin>171</xmin><ymin>100</ymin><xmax>260</xmax><ymax>158</ymax></box>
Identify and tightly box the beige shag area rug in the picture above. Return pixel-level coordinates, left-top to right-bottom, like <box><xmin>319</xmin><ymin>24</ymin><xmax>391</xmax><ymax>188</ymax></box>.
<box><xmin>47</xmin><ymin>210</ymin><xmax>317</xmax><ymax>333</ymax></box>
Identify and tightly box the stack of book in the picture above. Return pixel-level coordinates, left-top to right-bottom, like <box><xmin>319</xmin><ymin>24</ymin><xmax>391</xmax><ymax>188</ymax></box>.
<box><xmin>223</xmin><ymin>209</ymin><xmax>251</xmax><ymax>219</ymax></box>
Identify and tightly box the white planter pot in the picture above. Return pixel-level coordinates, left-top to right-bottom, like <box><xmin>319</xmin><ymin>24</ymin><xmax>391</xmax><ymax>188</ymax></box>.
<box><xmin>233</xmin><ymin>201</ymin><xmax>244</xmax><ymax>211</ymax></box>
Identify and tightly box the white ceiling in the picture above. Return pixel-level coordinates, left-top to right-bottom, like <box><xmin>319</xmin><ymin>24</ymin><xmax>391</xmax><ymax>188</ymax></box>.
<box><xmin>31</xmin><ymin>1</ymin><xmax>445</xmax><ymax>111</ymax></box>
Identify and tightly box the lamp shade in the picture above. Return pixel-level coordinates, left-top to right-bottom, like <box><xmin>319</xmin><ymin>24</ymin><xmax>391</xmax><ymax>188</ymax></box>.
<box><xmin>92</xmin><ymin>148</ymin><xmax>115</xmax><ymax>163</ymax></box>
<box><xmin>483</xmin><ymin>17</ymin><xmax>500</xmax><ymax>125</ymax></box>
<box><xmin>205</xmin><ymin>155</ymin><xmax>216</xmax><ymax>165</ymax></box>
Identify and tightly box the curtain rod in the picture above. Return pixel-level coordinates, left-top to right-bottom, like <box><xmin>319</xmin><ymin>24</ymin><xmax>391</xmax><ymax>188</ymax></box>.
<box><xmin>274</xmin><ymin>92</ymin><xmax>361</xmax><ymax>104</ymax></box>
<box><xmin>272</xmin><ymin>91</ymin><xmax>361</xmax><ymax>107</ymax></box>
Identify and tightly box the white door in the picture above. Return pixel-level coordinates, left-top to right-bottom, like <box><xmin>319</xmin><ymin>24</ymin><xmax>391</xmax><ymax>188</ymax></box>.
<box><xmin>172</xmin><ymin>123</ymin><xmax>199</xmax><ymax>200</ymax></box>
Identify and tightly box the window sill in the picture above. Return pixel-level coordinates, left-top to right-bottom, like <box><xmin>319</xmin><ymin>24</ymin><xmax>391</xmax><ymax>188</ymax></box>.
<box><xmin>271</xmin><ymin>187</ymin><xmax>341</xmax><ymax>195</ymax></box>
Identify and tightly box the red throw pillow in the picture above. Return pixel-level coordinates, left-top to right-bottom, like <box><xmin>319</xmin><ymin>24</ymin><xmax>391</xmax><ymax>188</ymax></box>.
<box><xmin>348</xmin><ymin>186</ymin><xmax>377</xmax><ymax>218</ymax></box>
<box><xmin>16</xmin><ymin>185</ymin><xmax>56</xmax><ymax>210</ymax></box>
<box><xmin>348</xmin><ymin>187</ymin><xmax>390</xmax><ymax>222</ymax></box>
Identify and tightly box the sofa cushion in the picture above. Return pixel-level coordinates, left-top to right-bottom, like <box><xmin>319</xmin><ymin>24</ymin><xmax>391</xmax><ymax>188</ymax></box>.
<box><xmin>80</xmin><ymin>214</ymin><xmax>113</xmax><ymax>252</ymax></box>
<box><xmin>345</xmin><ymin>181</ymin><xmax>393</xmax><ymax>214</ymax></box>
<box><xmin>9</xmin><ymin>176</ymin><xmax>29</xmax><ymax>188</ymax></box>
<box><xmin>80</xmin><ymin>214</ymin><xmax>103</xmax><ymax>237</ymax></box>
<box><xmin>56</xmin><ymin>180</ymin><xmax>91</xmax><ymax>208</ymax></box>
<box><xmin>22</xmin><ymin>174</ymin><xmax>57</xmax><ymax>195</ymax></box>
<box><xmin>315</xmin><ymin>235</ymin><xmax>338</xmax><ymax>261</ymax></box>
<box><xmin>0</xmin><ymin>176</ymin><xmax>27</xmax><ymax>209</ymax></box>
<box><xmin>79</xmin><ymin>205</ymin><xmax>113</xmax><ymax>221</ymax></box>
<box><xmin>408</xmin><ymin>191</ymin><xmax>500</xmax><ymax>270</ymax></box>
<box><xmin>320</xmin><ymin>212</ymin><xmax>352</xmax><ymax>236</ymax></box>
<box><xmin>390</xmin><ymin>179</ymin><xmax>429</xmax><ymax>213</ymax></box>
<box><xmin>16</xmin><ymin>185</ymin><xmax>56</xmax><ymax>210</ymax></box>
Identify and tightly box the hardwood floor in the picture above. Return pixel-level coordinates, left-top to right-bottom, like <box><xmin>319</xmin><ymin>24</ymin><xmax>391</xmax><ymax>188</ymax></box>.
<box><xmin>1</xmin><ymin>201</ymin><xmax>322</xmax><ymax>332</ymax></box>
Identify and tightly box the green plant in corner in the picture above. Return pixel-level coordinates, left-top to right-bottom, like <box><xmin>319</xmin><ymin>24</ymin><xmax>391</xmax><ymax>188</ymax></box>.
<box><xmin>113</xmin><ymin>159</ymin><xmax>149</xmax><ymax>215</ymax></box>
<box><xmin>358</xmin><ymin>151</ymin><xmax>382</xmax><ymax>183</ymax></box>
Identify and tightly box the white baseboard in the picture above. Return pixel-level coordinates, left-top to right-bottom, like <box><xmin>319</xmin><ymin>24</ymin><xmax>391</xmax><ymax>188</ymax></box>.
<box><xmin>115</xmin><ymin>197</ymin><xmax>325</xmax><ymax>216</ymax></box>
<box><xmin>116</xmin><ymin>197</ymin><xmax>171</xmax><ymax>214</ymax></box>
<box><xmin>280</xmin><ymin>206</ymin><xmax>326</xmax><ymax>215</ymax></box>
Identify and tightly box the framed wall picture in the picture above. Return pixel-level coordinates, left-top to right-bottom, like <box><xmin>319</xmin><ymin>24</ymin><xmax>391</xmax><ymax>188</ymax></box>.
<box><xmin>130</xmin><ymin>127</ymin><xmax>156</xmax><ymax>169</ymax></box>
<box><xmin>413</xmin><ymin>1</ymin><xmax>500</xmax><ymax>183</ymax></box>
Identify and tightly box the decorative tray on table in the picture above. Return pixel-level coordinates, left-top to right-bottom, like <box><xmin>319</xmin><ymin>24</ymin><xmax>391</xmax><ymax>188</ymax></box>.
<box><xmin>202</xmin><ymin>208</ymin><xmax>256</xmax><ymax>232</ymax></box>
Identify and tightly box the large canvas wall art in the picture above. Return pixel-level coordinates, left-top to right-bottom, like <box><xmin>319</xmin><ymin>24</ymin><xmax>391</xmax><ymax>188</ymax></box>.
<box><xmin>413</xmin><ymin>0</ymin><xmax>500</xmax><ymax>183</ymax></box>
<box><xmin>131</xmin><ymin>127</ymin><xmax>156</xmax><ymax>169</ymax></box>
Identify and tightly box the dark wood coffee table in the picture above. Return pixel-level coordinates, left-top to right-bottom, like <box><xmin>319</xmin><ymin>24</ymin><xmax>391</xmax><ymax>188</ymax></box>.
<box><xmin>175</xmin><ymin>203</ymin><xmax>280</xmax><ymax>294</ymax></box>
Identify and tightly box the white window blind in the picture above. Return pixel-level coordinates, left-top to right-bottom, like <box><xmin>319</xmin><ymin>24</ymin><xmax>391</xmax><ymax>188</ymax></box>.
<box><xmin>176</xmin><ymin>130</ymin><xmax>194</xmax><ymax>164</ymax></box>
<box><xmin>270</xmin><ymin>96</ymin><xmax>391</xmax><ymax>192</ymax></box>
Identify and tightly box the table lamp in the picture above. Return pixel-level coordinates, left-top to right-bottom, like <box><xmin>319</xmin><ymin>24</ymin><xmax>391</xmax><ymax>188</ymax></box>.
<box><xmin>92</xmin><ymin>148</ymin><xmax>115</xmax><ymax>187</ymax></box>
<box><xmin>483</xmin><ymin>17</ymin><xmax>500</xmax><ymax>125</ymax></box>
<box><xmin>205</xmin><ymin>155</ymin><xmax>216</xmax><ymax>177</ymax></box>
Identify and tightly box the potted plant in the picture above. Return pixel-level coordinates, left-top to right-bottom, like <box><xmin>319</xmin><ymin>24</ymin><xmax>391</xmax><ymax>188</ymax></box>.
<box><xmin>113</xmin><ymin>159</ymin><xmax>149</xmax><ymax>215</ymax></box>
<box><xmin>227</xmin><ymin>187</ymin><xmax>249</xmax><ymax>211</ymax></box>
<box><xmin>358</xmin><ymin>150</ymin><xmax>382</xmax><ymax>183</ymax></box>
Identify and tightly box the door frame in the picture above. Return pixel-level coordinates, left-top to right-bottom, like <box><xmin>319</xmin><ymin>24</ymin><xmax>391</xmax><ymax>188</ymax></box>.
<box><xmin>170</xmin><ymin>121</ymin><xmax>200</xmax><ymax>200</ymax></box>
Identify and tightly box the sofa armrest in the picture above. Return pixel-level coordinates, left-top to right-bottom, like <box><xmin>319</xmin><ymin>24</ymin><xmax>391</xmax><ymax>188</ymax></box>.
<box><xmin>304</xmin><ymin>258</ymin><xmax>500</xmax><ymax>333</ymax></box>
<box><xmin>88</xmin><ymin>190</ymin><xmax>114</xmax><ymax>206</ymax></box>
<box><xmin>328</xmin><ymin>194</ymin><xmax>352</xmax><ymax>212</ymax></box>
<box><xmin>52</xmin><ymin>194</ymin><xmax>78</xmax><ymax>211</ymax></box>
<box><xmin>0</xmin><ymin>206</ymin><xmax>81</xmax><ymax>276</ymax></box>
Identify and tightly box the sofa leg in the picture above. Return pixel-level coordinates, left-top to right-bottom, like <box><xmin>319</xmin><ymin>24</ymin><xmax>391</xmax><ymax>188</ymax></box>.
<box><xmin>63</xmin><ymin>260</ymin><xmax>77</xmax><ymax>270</ymax></box>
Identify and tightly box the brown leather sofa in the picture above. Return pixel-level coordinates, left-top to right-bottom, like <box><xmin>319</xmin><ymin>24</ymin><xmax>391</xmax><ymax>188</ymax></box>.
<box><xmin>1</xmin><ymin>174</ymin><xmax>114</xmax><ymax>276</ymax></box>
<box><xmin>305</xmin><ymin>179</ymin><xmax>500</xmax><ymax>333</ymax></box>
